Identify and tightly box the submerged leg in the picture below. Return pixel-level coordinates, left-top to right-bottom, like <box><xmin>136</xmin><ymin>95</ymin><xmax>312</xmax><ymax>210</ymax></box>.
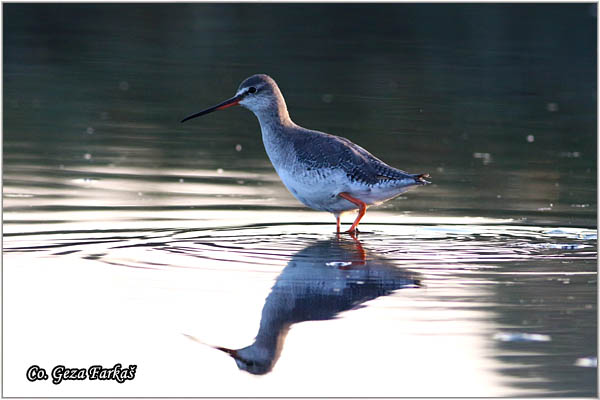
<box><xmin>338</xmin><ymin>192</ymin><xmax>367</xmax><ymax>233</ymax></box>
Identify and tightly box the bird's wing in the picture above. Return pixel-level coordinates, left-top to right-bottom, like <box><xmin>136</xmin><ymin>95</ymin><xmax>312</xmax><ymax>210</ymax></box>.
<box><xmin>291</xmin><ymin>128</ymin><xmax>416</xmax><ymax>186</ymax></box>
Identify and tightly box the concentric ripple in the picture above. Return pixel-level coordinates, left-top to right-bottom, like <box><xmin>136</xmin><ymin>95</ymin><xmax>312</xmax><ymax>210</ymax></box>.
<box><xmin>5</xmin><ymin>223</ymin><xmax>596</xmax><ymax>273</ymax></box>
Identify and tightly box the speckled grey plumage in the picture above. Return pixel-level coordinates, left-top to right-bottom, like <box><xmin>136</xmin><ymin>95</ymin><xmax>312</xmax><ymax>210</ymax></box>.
<box><xmin>236</xmin><ymin>74</ymin><xmax>429</xmax><ymax>193</ymax></box>
<box><xmin>286</xmin><ymin>126</ymin><xmax>424</xmax><ymax>187</ymax></box>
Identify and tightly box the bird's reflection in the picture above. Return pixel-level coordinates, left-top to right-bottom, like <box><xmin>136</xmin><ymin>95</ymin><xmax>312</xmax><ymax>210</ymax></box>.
<box><xmin>213</xmin><ymin>235</ymin><xmax>420</xmax><ymax>375</ymax></box>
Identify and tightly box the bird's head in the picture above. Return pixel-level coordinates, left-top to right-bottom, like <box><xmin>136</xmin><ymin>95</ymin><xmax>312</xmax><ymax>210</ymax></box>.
<box><xmin>181</xmin><ymin>74</ymin><xmax>286</xmax><ymax>123</ymax></box>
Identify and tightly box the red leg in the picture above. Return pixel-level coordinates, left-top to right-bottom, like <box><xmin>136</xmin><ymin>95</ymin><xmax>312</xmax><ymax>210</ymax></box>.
<box><xmin>335</xmin><ymin>215</ymin><xmax>341</xmax><ymax>233</ymax></box>
<box><xmin>338</xmin><ymin>192</ymin><xmax>367</xmax><ymax>233</ymax></box>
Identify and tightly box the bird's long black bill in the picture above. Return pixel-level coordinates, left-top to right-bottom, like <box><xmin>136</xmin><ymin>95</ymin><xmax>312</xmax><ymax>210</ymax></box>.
<box><xmin>180</xmin><ymin>94</ymin><xmax>244</xmax><ymax>123</ymax></box>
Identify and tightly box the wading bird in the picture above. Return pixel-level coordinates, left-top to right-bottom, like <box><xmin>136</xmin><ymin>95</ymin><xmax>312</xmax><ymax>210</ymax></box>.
<box><xmin>182</xmin><ymin>74</ymin><xmax>430</xmax><ymax>233</ymax></box>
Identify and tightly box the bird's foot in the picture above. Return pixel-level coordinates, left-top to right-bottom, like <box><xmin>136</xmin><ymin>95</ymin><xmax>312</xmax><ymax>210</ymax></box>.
<box><xmin>344</xmin><ymin>228</ymin><xmax>360</xmax><ymax>237</ymax></box>
<box><xmin>334</xmin><ymin>229</ymin><xmax>359</xmax><ymax>238</ymax></box>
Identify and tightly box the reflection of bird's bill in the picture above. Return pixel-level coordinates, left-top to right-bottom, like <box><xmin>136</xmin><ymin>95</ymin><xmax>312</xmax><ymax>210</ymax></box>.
<box><xmin>215</xmin><ymin>346</ymin><xmax>238</xmax><ymax>358</ymax></box>
<box><xmin>182</xmin><ymin>333</ymin><xmax>210</xmax><ymax>346</ymax></box>
<box><xmin>182</xmin><ymin>334</ymin><xmax>246</xmax><ymax>364</ymax></box>
<box><xmin>214</xmin><ymin>346</ymin><xmax>259</xmax><ymax>368</ymax></box>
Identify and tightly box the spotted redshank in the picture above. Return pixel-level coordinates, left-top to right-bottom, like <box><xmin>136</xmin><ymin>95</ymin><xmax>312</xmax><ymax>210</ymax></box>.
<box><xmin>181</xmin><ymin>74</ymin><xmax>430</xmax><ymax>233</ymax></box>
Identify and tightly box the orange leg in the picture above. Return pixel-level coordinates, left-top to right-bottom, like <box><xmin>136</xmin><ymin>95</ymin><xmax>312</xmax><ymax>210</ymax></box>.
<box><xmin>335</xmin><ymin>215</ymin><xmax>341</xmax><ymax>233</ymax></box>
<box><xmin>338</xmin><ymin>192</ymin><xmax>367</xmax><ymax>233</ymax></box>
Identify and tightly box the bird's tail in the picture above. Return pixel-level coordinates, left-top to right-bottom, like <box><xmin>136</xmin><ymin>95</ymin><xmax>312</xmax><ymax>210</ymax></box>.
<box><xmin>413</xmin><ymin>173</ymin><xmax>431</xmax><ymax>185</ymax></box>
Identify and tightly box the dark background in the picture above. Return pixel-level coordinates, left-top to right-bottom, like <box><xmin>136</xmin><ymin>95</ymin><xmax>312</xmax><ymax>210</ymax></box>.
<box><xmin>4</xmin><ymin>3</ymin><xmax>596</xmax><ymax>225</ymax></box>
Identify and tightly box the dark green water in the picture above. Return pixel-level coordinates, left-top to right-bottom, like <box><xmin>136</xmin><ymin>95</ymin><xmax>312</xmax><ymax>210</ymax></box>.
<box><xmin>3</xmin><ymin>4</ymin><xmax>597</xmax><ymax>397</ymax></box>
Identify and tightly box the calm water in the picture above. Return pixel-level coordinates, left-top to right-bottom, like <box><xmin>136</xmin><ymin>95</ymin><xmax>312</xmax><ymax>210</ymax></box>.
<box><xmin>3</xmin><ymin>4</ymin><xmax>597</xmax><ymax>397</ymax></box>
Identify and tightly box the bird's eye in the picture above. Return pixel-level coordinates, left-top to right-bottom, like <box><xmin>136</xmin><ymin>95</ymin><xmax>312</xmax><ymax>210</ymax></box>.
<box><xmin>248</xmin><ymin>87</ymin><xmax>257</xmax><ymax>94</ymax></box>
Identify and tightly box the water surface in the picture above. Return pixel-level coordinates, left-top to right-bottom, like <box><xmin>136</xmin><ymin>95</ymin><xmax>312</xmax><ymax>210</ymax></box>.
<box><xmin>3</xmin><ymin>3</ymin><xmax>597</xmax><ymax>397</ymax></box>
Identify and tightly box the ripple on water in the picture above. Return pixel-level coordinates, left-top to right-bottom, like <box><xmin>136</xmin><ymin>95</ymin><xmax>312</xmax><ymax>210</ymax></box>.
<box><xmin>4</xmin><ymin>223</ymin><xmax>596</xmax><ymax>274</ymax></box>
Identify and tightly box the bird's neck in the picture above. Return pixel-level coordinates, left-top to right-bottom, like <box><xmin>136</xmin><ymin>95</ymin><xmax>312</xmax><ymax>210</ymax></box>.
<box><xmin>256</xmin><ymin>111</ymin><xmax>292</xmax><ymax>128</ymax></box>
<box><xmin>253</xmin><ymin>95</ymin><xmax>295</xmax><ymax>131</ymax></box>
<box><xmin>251</xmin><ymin>99</ymin><xmax>297</xmax><ymax>169</ymax></box>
